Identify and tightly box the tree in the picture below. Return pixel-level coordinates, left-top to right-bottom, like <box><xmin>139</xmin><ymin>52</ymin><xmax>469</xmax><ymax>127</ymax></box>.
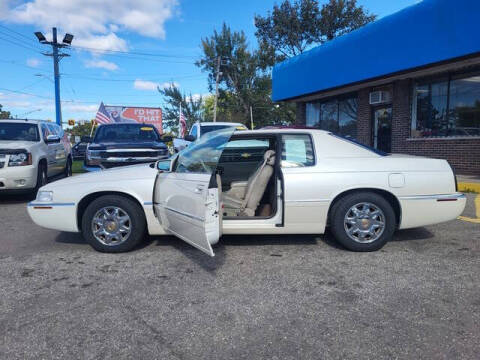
<box><xmin>0</xmin><ymin>104</ymin><xmax>11</xmax><ymax>119</ymax></box>
<box><xmin>255</xmin><ymin>0</ymin><xmax>376</xmax><ymax>65</ymax></box>
<box><xmin>158</xmin><ymin>84</ymin><xmax>204</xmax><ymax>134</ymax></box>
<box><xmin>69</xmin><ymin>121</ymin><xmax>95</xmax><ymax>138</ymax></box>
<box><xmin>196</xmin><ymin>23</ymin><xmax>295</xmax><ymax>127</ymax></box>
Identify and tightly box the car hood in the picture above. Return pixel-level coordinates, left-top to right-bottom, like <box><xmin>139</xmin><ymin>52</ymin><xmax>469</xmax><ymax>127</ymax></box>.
<box><xmin>88</xmin><ymin>141</ymin><xmax>167</xmax><ymax>150</ymax></box>
<box><xmin>0</xmin><ymin>140</ymin><xmax>37</xmax><ymax>150</ymax></box>
<box><xmin>42</xmin><ymin>163</ymin><xmax>158</xmax><ymax>189</ymax></box>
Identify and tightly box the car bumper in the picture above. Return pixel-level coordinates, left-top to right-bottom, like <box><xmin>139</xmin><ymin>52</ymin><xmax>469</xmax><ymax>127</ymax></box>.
<box><xmin>27</xmin><ymin>201</ymin><xmax>79</xmax><ymax>232</ymax></box>
<box><xmin>0</xmin><ymin>165</ymin><xmax>37</xmax><ymax>191</ymax></box>
<box><xmin>398</xmin><ymin>193</ymin><xmax>467</xmax><ymax>229</ymax></box>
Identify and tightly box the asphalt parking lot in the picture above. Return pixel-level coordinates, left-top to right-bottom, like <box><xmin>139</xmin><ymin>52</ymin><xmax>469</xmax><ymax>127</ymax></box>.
<box><xmin>0</xmin><ymin>193</ymin><xmax>479</xmax><ymax>359</ymax></box>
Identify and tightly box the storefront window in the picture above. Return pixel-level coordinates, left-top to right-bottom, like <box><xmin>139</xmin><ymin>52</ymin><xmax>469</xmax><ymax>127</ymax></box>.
<box><xmin>412</xmin><ymin>72</ymin><xmax>480</xmax><ymax>137</ymax></box>
<box><xmin>305</xmin><ymin>95</ymin><xmax>357</xmax><ymax>138</ymax></box>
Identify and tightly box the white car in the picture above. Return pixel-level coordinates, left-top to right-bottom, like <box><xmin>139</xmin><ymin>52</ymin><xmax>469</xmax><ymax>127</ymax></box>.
<box><xmin>173</xmin><ymin>121</ymin><xmax>246</xmax><ymax>152</ymax></box>
<box><xmin>0</xmin><ymin>120</ymin><xmax>72</xmax><ymax>194</ymax></box>
<box><xmin>28</xmin><ymin>128</ymin><xmax>466</xmax><ymax>255</ymax></box>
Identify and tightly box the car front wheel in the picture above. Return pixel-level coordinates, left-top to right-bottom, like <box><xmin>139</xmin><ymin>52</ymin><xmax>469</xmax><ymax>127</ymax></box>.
<box><xmin>82</xmin><ymin>195</ymin><xmax>146</xmax><ymax>252</ymax></box>
<box><xmin>65</xmin><ymin>157</ymin><xmax>72</xmax><ymax>177</ymax></box>
<box><xmin>330</xmin><ymin>192</ymin><xmax>396</xmax><ymax>252</ymax></box>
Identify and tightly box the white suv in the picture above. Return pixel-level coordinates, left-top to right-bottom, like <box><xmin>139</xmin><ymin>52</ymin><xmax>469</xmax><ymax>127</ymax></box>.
<box><xmin>0</xmin><ymin>120</ymin><xmax>72</xmax><ymax>194</ymax></box>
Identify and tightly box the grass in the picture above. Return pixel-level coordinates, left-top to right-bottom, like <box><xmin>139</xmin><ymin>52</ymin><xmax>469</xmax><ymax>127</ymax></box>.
<box><xmin>72</xmin><ymin>160</ymin><xmax>86</xmax><ymax>174</ymax></box>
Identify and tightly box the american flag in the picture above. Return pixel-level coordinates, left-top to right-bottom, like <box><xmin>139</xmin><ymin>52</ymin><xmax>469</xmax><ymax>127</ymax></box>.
<box><xmin>95</xmin><ymin>102</ymin><xmax>112</xmax><ymax>124</ymax></box>
<box><xmin>179</xmin><ymin>106</ymin><xmax>187</xmax><ymax>138</ymax></box>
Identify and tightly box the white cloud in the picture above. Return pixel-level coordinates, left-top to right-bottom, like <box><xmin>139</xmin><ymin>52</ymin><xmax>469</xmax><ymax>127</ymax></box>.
<box><xmin>26</xmin><ymin>58</ymin><xmax>40</xmax><ymax>67</ymax></box>
<box><xmin>85</xmin><ymin>59</ymin><xmax>119</xmax><ymax>71</ymax></box>
<box><xmin>134</xmin><ymin>79</ymin><xmax>179</xmax><ymax>91</ymax></box>
<box><xmin>2</xmin><ymin>0</ymin><xmax>179</xmax><ymax>52</ymax></box>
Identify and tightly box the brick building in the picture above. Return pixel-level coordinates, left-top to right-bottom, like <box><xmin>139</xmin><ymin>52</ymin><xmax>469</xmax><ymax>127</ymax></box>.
<box><xmin>272</xmin><ymin>0</ymin><xmax>480</xmax><ymax>174</ymax></box>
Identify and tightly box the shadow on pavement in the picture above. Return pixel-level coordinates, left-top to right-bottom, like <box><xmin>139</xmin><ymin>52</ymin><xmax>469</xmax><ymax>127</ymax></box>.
<box><xmin>0</xmin><ymin>193</ymin><xmax>35</xmax><ymax>204</ymax></box>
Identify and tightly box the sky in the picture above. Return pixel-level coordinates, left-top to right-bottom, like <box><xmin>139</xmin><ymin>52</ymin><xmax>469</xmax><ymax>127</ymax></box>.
<box><xmin>0</xmin><ymin>0</ymin><xmax>418</xmax><ymax>123</ymax></box>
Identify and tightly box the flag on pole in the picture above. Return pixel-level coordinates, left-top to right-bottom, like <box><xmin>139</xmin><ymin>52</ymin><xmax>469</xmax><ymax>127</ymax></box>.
<box><xmin>179</xmin><ymin>104</ymin><xmax>187</xmax><ymax>138</ymax></box>
<box><xmin>95</xmin><ymin>102</ymin><xmax>112</xmax><ymax>124</ymax></box>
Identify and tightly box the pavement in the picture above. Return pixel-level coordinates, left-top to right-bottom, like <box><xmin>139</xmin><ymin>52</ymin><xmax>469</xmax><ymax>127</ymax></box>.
<box><xmin>0</xmin><ymin>193</ymin><xmax>479</xmax><ymax>359</ymax></box>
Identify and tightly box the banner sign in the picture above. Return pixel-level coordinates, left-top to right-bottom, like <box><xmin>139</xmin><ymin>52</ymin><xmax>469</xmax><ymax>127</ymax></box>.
<box><xmin>103</xmin><ymin>105</ymin><xmax>163</xmax><ymax>133</ymax></box>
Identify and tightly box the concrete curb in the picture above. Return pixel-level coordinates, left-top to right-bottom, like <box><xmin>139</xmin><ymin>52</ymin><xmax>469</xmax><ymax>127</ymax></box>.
<box><xmin>458</xmin><ymin>182</ymin><xmax>480</xmax><ymax>194</ymax></box>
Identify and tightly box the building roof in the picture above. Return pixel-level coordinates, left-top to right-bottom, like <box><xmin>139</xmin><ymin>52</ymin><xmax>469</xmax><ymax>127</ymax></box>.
<box><xmin>272</xmin><ymin>0</ymin><xmax>480</xmax><ymax>102</ymax></box>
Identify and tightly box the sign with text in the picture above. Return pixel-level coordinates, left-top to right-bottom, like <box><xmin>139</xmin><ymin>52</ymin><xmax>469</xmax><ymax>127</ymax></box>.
<box><xmin>104</xmin><ymin>105</ymin><xmax>163</xmax><ymax>133</ymax></box>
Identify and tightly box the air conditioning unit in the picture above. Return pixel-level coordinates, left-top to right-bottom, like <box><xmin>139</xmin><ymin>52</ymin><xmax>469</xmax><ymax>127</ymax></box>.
<box><xmin>369</xmin><ymin>90</ymin><xmax>390</xmax><ymax>105</ymax></box>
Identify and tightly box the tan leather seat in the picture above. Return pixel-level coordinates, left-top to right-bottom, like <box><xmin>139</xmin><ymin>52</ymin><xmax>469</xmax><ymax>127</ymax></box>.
<box><xmin>222</xmin><ymin>150</ymin><xmax>276</xmax><ymax>216</ymax></box>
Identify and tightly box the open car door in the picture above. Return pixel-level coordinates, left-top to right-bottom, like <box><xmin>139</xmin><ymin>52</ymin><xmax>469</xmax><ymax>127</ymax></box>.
<box><xmin>153</xmin><ymin>128</ymin><xmax>235</xmax><ymax>256</ymax></box>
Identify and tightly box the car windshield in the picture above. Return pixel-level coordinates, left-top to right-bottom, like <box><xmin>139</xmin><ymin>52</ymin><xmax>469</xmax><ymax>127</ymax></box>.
<box><xmin>174</xmin><ymin>128</ymin><xmax>235</xmax><ymax>174</ymax></box>
<box><xmin>0</xmin><ymin>122</ymin><xmax>40</xmax><ymax>142</ymax></box>
<box><xmin>94</xmin><ymin>124</ymin><xmax>160</xmax><ymax>143</ymax></box>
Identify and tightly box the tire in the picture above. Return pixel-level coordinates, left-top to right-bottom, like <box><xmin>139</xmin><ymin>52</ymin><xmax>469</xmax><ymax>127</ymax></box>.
<box><xmin>330</xmin><ymin>192</ymin><xmax>396</xmax><ymax>252</ymax></box>
<box><xmin>82</xmin><ymin>195</ymin><xmax>146</xmax><ymax>253</ymax></box>
<box><xmin>33</xmin><ymin>162</ymin><xmax>48</xmax><ymax>195</ymax></box>
<box><xmin>64</xmin><ymin>156</ymin><xmax>73</xmax><ymax>177</ymax></box>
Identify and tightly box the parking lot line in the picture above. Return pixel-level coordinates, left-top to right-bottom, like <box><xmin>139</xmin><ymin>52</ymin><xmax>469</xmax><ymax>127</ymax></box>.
<box><xmin>457</xmin><ymin>194</ymin><xmax>480</xmax><ymax>224</ymax></box>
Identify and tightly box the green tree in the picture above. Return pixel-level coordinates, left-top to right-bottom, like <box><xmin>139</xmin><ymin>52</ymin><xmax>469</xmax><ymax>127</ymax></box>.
<box><xmin>255</xmin><ymin>0</ymin><xmax>376</xmax><ymax>64</ymax></box>
<box><xmin>158</xmin><ymin>84</ymin><xmax>204</xmax><ymax>134</ymax></box>
<box><xmin>69</xmin><ymin>121</ymin><xmax>95</xmax><ymax>137</ymax></box>
<box><xmin>0</xmin><ymin>104</ymin><xmax>11</xmax><ymax>119</ymax></box>
<box><xmin>197</xmin><ymin>23</ymin><xmax>294</xmax><ymax>128</ymax></box>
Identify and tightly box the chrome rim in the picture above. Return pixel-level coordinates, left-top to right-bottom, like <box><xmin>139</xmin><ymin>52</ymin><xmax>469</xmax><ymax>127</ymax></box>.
<box><xmin>91</xmin><ymin>206</ymin><xmax>131</xmax><ymax>246</ymax></box>
<box><xmin>40</xmin><ymin>169</ymin><xmax>47</xmax><ymax>186</ymax></box>
<box><xmin>344</xmin><ymin>202</ymin><xmax>385</xmax><ymax>244</ymax></box>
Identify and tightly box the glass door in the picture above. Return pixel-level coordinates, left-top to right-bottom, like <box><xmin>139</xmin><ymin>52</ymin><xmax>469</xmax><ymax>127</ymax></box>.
<box><xmin>373</xmin><ymin>107</ymin><xmax>392</xmax><ymax>153</ymax></box>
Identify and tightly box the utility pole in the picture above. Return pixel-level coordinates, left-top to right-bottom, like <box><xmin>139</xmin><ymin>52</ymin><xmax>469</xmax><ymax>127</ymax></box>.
<box><xmin>35</xmin><ymin>28</ymin><xmax>74</xmax><ymax>127</ymax></box>
<box><xmin>213</xmin><ymin>56</ymin><xmax>221</xmax><ymax>123</ymax></box>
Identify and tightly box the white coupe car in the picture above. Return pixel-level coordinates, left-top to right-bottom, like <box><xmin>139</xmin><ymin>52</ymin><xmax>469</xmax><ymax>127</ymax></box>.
<box><xmin>28</xmin><ymin>128</ymin><xmax>466</xmax><ymax>256</ymax></box>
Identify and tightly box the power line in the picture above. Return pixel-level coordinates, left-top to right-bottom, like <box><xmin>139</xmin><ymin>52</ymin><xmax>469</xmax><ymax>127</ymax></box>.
<box><xmin>0</xmin><ymin>35</ymin><xmax>42</xmax><ymax>54</ymax></box>
<box><xmin>71</xmin><ymin>44</ymin><xmax>198</xmax><ymax>59</ymax></box>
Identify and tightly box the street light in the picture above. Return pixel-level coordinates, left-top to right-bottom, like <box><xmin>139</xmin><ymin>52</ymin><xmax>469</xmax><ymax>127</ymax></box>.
<box><xmin>34</xmin><ymin>27</ymin><xmax>73</xmax><ymax>127</ymax></box>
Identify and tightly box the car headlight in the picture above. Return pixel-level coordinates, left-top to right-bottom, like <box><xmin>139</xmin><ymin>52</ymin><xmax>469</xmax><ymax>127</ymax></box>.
<box><xmin>36</xmin><ymin>190</ymin><xmax>53</xmax><ymax>202</ymax></box>
<box><xmin>9</xmin><ymin>152</ymin><xmax>32</xmax><ymax>166</ymax></box>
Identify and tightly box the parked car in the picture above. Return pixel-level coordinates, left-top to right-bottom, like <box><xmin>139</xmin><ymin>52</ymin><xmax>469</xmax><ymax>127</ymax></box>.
<box><xmin>83</xmin><ymin>123</ymin><xmax>171</xmax><ymax>171</ymax></box>
<box><xmin>28</xmin><ymin>128</ymin><xmax>465</xmax><ymax>255</ymax></box>
<box><xmin>71</xmin><ymin>141</ymin><xmax>87</xmax><ymax>160</ymax></box>
<box><xmin>0</xmin><ymin>120</ymin><xmax>72</xmax><ymax>194</ymax></box>
<box><xmin>173</xmin><ymin>121</ymin><xmax>246</xmax><ymax>152</ymax></box>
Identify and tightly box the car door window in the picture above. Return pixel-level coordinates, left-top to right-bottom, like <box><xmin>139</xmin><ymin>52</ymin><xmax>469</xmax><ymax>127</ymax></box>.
<box><xmin>40</xmin><ymin>123</ymin><xmax>50</xmax><ymax>140</ymax></box>
<box><xmin>190</xmin><ymin>124</ymin><xmax>198</xmax><ymax>138</ymax></box>
<box><xmin>174</xmin><ymin>128</ymin><xmax>235</xmax><ymax>174</ymax></box>
<box><xmin>281</xmin><ymin>134</ymin><xmax>315</xmax><ymax>168</ymax></box>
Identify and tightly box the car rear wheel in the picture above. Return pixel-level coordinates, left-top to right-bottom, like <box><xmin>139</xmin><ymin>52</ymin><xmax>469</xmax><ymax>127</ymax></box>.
<box><xmin>330</xmin><ymin>192</ymin><xmax>396</xmax><ymax>252</ymax></box>
<box><xmin>82</xmin><ymin>195</ymin><xmax>146</xmax><ymax>253</ymax></box>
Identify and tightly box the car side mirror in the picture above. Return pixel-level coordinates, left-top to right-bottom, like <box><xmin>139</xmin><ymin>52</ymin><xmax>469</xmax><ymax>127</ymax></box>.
<box><xmin>184</xmin><ymin>134</ymin><xmax>196</xmax><ymax>142</ymax></box>
<box><xmin>45</xmin><ymin>134</ymin><xmax>61</xmax><ymax>144</ymax></box>
<box><xmin>81</xmin><ymin>136</ymin><xmax>92</xmax><ymax>143</ymax></box>
<box><xmin>161</xmin><ymin>135</ymin><xmax>173</xmax><ymax>142</ymax></box>
<box><xmin>156</xmin><ymin>159</ymin><xmax>172</xmax><ymax>172</ymax></box>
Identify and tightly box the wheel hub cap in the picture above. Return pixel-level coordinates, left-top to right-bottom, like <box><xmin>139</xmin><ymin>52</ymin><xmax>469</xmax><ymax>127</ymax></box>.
<box><xmin>91</xmin><ymin>206</ymin><xmax>131</xmax><ymax>246</ymax></box>
<box><xmin>344</xmin><ymin>202</ymin><xmax>385</xmax><ymax>244</ymax></box>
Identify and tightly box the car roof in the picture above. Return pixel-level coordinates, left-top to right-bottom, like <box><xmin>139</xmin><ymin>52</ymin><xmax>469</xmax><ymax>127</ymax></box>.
<box><xmin>0</xmin><ymin>119</ymin><xmax>50</xmax><ymax>125</ymax></box>
<box><xmin>200</xmin><ymin>122</ymin><xmax>244</xmax><ymax>127</ymax></box>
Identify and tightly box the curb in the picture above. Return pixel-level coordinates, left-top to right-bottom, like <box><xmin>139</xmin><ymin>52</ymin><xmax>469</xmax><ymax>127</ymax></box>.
<box><xmin>458</xmin><ymin>182</ymin><xmax>480</xmax><ymax>194</ymax></box>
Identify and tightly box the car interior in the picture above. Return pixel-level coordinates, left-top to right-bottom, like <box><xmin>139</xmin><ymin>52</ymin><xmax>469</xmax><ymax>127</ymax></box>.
<box><xmin>215</xmin><ymin>136</ymin><xmax>278</xmax><ymax>219</ymax></box>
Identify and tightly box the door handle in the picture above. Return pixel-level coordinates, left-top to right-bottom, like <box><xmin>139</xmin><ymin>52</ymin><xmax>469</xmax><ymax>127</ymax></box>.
<box><xmin>194</xmin><ymin>186</ymin><xmax>204</xmax><ymax>193</ymax></box>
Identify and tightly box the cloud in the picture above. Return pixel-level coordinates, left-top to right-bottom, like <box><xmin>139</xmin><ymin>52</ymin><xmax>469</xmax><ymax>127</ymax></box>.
<box><xmin>84</xmin><ymin>59</ymin><xmax>119</xmax><ymax>71</ymax></box>
<box><xmin>3</xmin><ymin>0</ymin><xmax>179</xmax><ymax>52</ymax></box>
<box><xmin>134</xmin><ymin>79</ymin><xmax>179</xmax><ymax>91</ymax></box>
<box><xmin>26</xmin><ymin>58</ymin><xmax>40</xmax><ymax>67</ymax></box>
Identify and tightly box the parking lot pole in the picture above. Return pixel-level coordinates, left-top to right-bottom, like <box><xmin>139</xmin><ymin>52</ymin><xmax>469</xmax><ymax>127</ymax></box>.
<box><xmin>52</xmin><ymin>28</ymin><xmax>62</xmax><ymax>127</ymax></box>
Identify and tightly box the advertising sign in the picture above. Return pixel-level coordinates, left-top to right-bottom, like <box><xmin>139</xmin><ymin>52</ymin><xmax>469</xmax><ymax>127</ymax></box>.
<box><xmin>103</xmin><ymin>105</ymin><xmax>163</xmax><ymax>133</ymax></box>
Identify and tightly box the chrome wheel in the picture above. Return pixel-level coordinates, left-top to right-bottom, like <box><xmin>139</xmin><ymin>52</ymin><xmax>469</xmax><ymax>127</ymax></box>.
<box><xmin>91</xmin><ymin>206</ymin><xmax>131</xmax><ymax>246</ymax></box>
<box><xmin>344</xmin><ymin>202</ymin><xmax>385</xmax><ymax>244</ymax></box>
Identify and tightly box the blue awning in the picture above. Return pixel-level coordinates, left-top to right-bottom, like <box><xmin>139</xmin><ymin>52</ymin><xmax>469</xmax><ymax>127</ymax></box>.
<box><xmin>272</xmin><ymin>0</ymin><xmax>480</xmax><ymax>101</ymax></box>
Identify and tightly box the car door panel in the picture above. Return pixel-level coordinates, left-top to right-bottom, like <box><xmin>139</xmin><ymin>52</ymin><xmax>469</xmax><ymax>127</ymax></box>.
<box><xmin>154</xmin><ymin>172</ymin><xmax>219</xmax><ymax>256</ymax></box>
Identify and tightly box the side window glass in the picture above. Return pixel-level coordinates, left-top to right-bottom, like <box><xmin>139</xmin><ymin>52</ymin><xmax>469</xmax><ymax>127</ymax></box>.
<box><xmin>47</xmin><ymin>124</ymin><xmax>57</xmax><ymax>136</ymax></box>
<box><xmin>190</xmin><ymin>125</ymin><xmax>198</xmax><ymax>138</ymax></box>
<box><xmin>41</xmin><ymin>124</ymin><xmax>50</xmax><ymax>139</ymax></box>
<box><xmin>281</xmin><ymin>134</ymin><xmax>315</xmax><ymax>168</ymax></box>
